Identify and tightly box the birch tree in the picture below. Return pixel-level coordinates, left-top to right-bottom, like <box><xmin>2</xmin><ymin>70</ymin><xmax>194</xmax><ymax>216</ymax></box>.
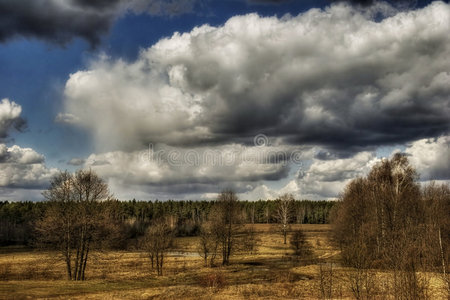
<box><xmin>275</xmin><ymin>193</ymin><xmax>294</xmax><ymax>244</ymax></box>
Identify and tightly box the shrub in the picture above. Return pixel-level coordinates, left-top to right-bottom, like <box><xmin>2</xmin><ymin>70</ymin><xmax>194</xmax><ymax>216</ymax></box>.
<box><xmin>198</xmin><ymin>271</ymin><xmax>226</xmax><ymax>289</ymax></box>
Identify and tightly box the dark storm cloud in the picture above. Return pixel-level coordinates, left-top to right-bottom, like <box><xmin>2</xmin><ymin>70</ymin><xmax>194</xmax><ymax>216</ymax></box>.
<box><xmin>0</xmin><ymin>0</ymin><xmax>200</xmax><ymax>46</ymax></box>
<box><xmin>0</xmin><ymin>0</ymin><xmax>120</xmax><ymax>46</ymax></box>
<box><xmin>0</xmin><ymin>99</ymin><xmax>27</xmax><ymax>140</ymax></box>
<box><xmin>0</xmin><ymin>117</ymin><xmax>26</xmax><ymax>140</ymax></box>
<box><xmin>72</xmin><ymin>0</ymin><xmax>123</xmax><ymax>9</ymax></box>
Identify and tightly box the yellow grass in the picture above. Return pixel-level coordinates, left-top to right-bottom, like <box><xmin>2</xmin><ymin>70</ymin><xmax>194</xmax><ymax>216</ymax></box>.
<box><xmin>0</xmin><ymin>224</ymin><xmax>447</xmax><ymax>299</ymax></box>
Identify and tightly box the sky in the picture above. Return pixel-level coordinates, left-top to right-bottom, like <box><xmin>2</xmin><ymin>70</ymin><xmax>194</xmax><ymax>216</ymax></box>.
<box><xmin>0</xmin><ymin>0</ymin><xmax>449</xmax><ymax>201</ymax></box>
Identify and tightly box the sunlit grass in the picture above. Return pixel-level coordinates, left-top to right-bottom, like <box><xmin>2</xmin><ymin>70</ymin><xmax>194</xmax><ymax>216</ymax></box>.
<box><xmin>0</xmin><ymin>224</ymin><xmax>447</xmax><ymax>299</ymax></box>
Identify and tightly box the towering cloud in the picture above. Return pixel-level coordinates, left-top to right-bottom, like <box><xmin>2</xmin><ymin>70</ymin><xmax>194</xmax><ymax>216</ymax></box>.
<box><xmin>62</xmin><ymin>2</ymin><xmax>450</xmax><ymax>153</ymax></box>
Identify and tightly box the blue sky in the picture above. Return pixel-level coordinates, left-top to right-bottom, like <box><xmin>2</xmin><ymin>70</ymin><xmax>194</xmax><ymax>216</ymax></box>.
<box><xmin>0</xmin><ymin>0</ymin><xmax>448</xmax><ymax>201</ymax></box>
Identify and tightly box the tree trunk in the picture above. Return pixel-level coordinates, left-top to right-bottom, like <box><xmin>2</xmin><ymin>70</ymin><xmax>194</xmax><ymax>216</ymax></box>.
<box><xmin>65</xmin><ymin>253</ymin><xmax>72</xmax><ymax>280</ymax></box>
<box><xmin>81</xmin><ymin>242</ymin><xmax>89</xmax><ymax>280</ymax></box>
<box><xmin>438</xmin><ymin>227</ymin><xmax>449</xmax><ymax>294</ymax></box>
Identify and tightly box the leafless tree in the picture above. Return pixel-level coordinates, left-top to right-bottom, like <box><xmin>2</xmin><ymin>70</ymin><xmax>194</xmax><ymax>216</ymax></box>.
<box><xmin>197</xmin><ymin>221</ymin><xmax>219</xmax><ymax>267</ymax></box>
<box><xmin>209</xmin><ymin>190</ymin><xmax>242</xmax><ymax>265</ymax></box>
<box><xmin>36</xmin><ymin>170</ymin><xmax>111</xmax><ymax>281</ymax></box>
<box><xmin>422</xmin><ymin>182</ymin><xmax>450</xmax><ymax>296</ymax></box>
<box><xmin>142</xmin><ymin>218</ymin><xmax>174</xmax><ymax>276</ymax></box>
<box><xmin>289</xmin><ymin>228</ymin><xmax>312</xmax><ymax>260</ymax></box>
<box><xmin>275</xmin><ymin>193</ymin><xmax>294</xmax><ymax>244</ymax></box>
<box><xmin>318</xmin><ymin>262</ymin><xmax>334</xmax><ymax>299</ymax></box>
<box><xmin>242</xmin><ymin>225</ymin><xmax>259</xmax><ymax>255</ymax></box>
<box><xmin>331</xmin><ymin>154</ymin><xmax>441</xmax><ymax>298</ymax></box>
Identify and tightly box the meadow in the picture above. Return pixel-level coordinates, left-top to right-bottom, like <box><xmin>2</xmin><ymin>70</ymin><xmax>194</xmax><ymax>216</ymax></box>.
<box><xmin>0</xmin><ymin>224</ymin><xmax>447</xmax><ymax>299</ymax></box>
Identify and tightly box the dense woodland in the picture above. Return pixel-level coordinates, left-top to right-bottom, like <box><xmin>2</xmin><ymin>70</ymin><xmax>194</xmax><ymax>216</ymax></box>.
<box><xmin>0</xmin><ymin>197</ymin><xmax>334</xmax><ymax>246</ymax></box>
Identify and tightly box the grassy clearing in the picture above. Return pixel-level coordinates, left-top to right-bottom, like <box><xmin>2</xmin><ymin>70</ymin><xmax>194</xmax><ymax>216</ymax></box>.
<box><xmin>0</xmin><ymin>224</ymin><xmax>447</xmax><ymax>299</ymax></box>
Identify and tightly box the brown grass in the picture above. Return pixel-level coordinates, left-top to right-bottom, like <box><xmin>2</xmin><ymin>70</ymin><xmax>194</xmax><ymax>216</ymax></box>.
<box><xmin>0</xmin><ymin>224</ymin><xmax>447</xmax><ymax>299</ymax></box>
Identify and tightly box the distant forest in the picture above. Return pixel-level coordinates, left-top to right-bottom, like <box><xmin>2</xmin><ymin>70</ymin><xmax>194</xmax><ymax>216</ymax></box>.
<box><xmin>0</xmin><ymin>199</ymin><xmax>335</xmax><ymax>246</ymax></box>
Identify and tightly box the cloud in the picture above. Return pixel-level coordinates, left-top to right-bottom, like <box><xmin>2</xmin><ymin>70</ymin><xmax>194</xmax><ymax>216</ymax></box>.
<box><xmin>0</xmin><ymin>0</ymin><xmax>200</xmax><ymax>46</ymax></box>
<box><xmin>328</xmin><ymin>0</ymin><xmax>379</xmax><ymax>6</ymax></box>
<box><xmin>0</xmin><ymin>98</ymin><xmax>26</xmax><ymax>139</ymax></box>
<box><xmin>68</xmin><ymin>141</ymin><xmax>380</xmax><ymax>201</ymax></box>
<box><xmin>0</xmin><ymin>0</ymin><xmax>120</xmax><ymax>46</ymax></box>
<box><xmin>128</xmin><ymin>0</ymin><xmax>198</xmax><ymax>16</ymax></box>
<box><xmin>55</xmin><ymin>113</ymin><xmax>80</xmax><ymax>124</ymax></box>
<box><xmin>0</xmin><ymin>187</ymin><xmax>48</xmax><ymax>201</ymax></box>
<box><xmin>0</xmin><ymin>99</ymin><xmax>57</xmax><ymax>192</ymax></box>
<box><xmin>67</xmin><ymin>157</ymin><xmax>85</xmax><ymax>166</ymax></box>
<box><xmin>404</xmin><ymin>136</ymin><xmax>450</xmax><ymax>181</ymax></box>
<box><xmin>62</xmin><ymin>2</ymin><xmax>450</xmax><ymax>154</ymax></box>
<box><xmin>243</xmin><ymin>136</ymin><xmax>450</xmax><ymax>200</ymax></box>
<box><xmin>59</xmin><ymin>135</ymin><xmax>448</xmax><ymax>200</ymax></box>
<box><xmin>0</xmin><ymin>143</ymin><xmax>58</xmax><ymax>189</ymax></box>
<box><xmin>271</xmin><ymin>151</ymin><xmax>378</xmax><ymax>199</ymax></box>
<box><xmin>71</xmin><ymin>142</ymin><xmax>306</xmax><ymax>199</ymax></box>
<box><xmin>240</xmin><ymin>151</ymin><xmax>379</xmax><ymax>200</ymax></box>
<box><xmin>83</xmin><ymin>143</ymin><xmax>294</xmax><ymax>184</ymax></box>
<box><xmin>327</xmin><ymin>0</ymin><xmax>419</xmax><ymax>8</ymax></box>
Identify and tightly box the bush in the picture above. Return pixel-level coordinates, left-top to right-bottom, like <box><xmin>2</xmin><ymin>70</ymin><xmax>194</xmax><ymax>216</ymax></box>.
<box><xmin>290</xmin><ymin>229</ymin><xmax>313</xmax><ymax>259</ymax></box>
<box><xmin>198</xmin><ymin>271</ymin><xmax>226</xmax><ymax>289</ymax></box>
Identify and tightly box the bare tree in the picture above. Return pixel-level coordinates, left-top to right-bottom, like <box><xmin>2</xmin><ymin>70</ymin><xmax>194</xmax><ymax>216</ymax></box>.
<box><xmin>142</xmin><ymin>218</ymin><xmax>174</xmax><ymax>276</ymax></box>
<box><xmin>242</xmin><ymin>225</ymin><xmax>259</xmax><ymax>255</ymax></box>
<box><xmin>422</xmin><ymin>182</ymin><xmax>450</xmax><ymax>296</ymax></box>
<box><xmin>289</xmin><ymin>228</ymin><xmax>313</xmax><ymax>260</ymax></box>
<box><xmin>209</xmin><ymin>190</ymin><xmax>242</xmax><ymax>265</ymax></box>
<box><xmin>331</xmin><ymin>154</ymin><xmax>440</xmax><ymax>298</ymax></box>
<box><xmin>275</xmin><ymin>193</ymin><xmax>294</xmax><ymax>244</ymax></box>
<box><xmin>36</xmin><ymin>170</ymin><xmax>111</xmax><ymax>281</ymax></box>
<box><xmin>197</xmin><ymin>221</ymin><xmax>219</xmax><ymax>267</ymax></box>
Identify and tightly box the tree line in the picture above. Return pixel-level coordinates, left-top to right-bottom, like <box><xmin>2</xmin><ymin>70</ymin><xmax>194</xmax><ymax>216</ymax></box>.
<box><xmin>0</xmin><ymin>190</ymin><xmax>334</xmax><ymax>247</ymax></box>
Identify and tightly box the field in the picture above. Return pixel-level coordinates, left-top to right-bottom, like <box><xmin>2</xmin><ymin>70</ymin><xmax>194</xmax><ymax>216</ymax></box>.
<box><xmin>0</xmin><ymin>224</ymin><xmax>447</xmax><ymax>299</ymax></box>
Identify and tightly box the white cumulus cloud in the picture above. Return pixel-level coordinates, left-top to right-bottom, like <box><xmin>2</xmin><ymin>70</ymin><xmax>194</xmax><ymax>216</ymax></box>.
<box><xmin>62</xmin><ymin>2</ymin><xmax>450</xmax><ymax>154</ymax></box>
<box><xmin>0</xmin><ymin>144</ymin><xmax>58</xmax><ymax>188</ymax></box>
<box><xmin>404</xmin><ymin>136</ymin><xmax>450</xmax><ymax>181</ymax></box>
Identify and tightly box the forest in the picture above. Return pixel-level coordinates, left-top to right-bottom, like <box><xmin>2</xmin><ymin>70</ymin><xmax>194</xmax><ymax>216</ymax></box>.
<box><xmin>0</xmin><ymin>196</ymin><xmax>334</xmax><ymax>247</ymax></box>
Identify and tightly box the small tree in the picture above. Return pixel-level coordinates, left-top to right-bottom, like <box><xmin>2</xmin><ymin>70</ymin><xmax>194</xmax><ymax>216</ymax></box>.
<box><xmin>197</xmin><ymin>221</ymin><xmax>219</xmax><ymax>267</ymax></box>
<box><xmin>36</xmin><ymin>170</ymin><xmax>111</xmax><ymax>281</ymax></box>
<box><xmin>209</xmin><ymin>190</ymin><xmax>242</xmax><ymax>265</ymax></box>
<box><xmin>290</xmin><ymin>228</ymin><xmax>313</xmax><ymax>259</ymax></box>
<box><xmin>275</xmin><ymin>193</ymin><xmax>294</xmax><ymax>244</ymax></box>
<box><xmin>143</xmin><ymin>218</ymin><xmax>174</xmax><ymax>276</ymax></box>
<box><xmin>242</xmin><ymin>225</ymin><xmax>259</xmax><ymax>255</ymax></box>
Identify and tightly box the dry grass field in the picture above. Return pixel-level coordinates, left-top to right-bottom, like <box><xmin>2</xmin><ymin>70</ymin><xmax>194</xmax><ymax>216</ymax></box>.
<box><xmin>0</xmin><ymin>224</ymin><xmax>447</xmax><ymax>299</ymax></box>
